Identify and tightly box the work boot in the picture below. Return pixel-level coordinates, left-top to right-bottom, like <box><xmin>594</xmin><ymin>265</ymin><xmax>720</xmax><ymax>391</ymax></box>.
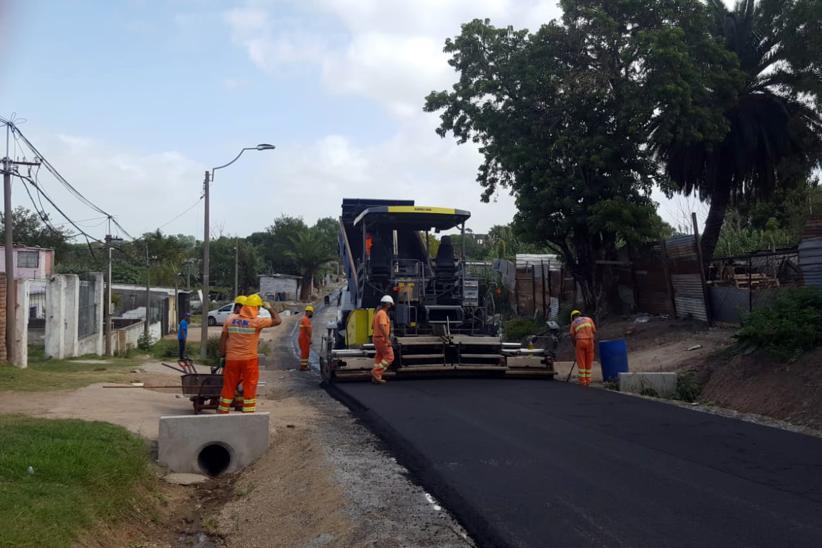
<box><xmin>371</xmin><ymin>376</ymin><xmax>387</xmax><ymax>384</ymax></box>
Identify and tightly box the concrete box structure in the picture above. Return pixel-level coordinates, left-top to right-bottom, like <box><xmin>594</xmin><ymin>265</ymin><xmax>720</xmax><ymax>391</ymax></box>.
<box><xmin>619</xmin><ymin>372</ymin><xmax>677</xmax><ymax>398</ymax></box>
<box><xmin>259</xmin><ymin>274</ymin><xmax>301</xmax><ymax>302</ymax></box>
<box><xmin>158</xmin><ymin>413</ymin><xmax>270</xmax><ymax>476</ymax></box>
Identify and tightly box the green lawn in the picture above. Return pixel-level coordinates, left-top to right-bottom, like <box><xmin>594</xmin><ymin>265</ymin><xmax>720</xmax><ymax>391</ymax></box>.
<box><xmin>0</xmin><ymin>415</ymin><xmax>153</xmax><ymax>547</ymax></box>
<box><xmin>0</xmin><ymin>353</ymin><xmax>144</xmax><ymax>392</ymax></box>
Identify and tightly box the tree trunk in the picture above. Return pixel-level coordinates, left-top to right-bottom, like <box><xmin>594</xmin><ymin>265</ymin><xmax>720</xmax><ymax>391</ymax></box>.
<box><xmin>701</xmin><ymin>181</ymin><xmax>731</xmax><ymax>267</ymax></box>
<box><xmin>299</xmin><ymin>273</ymin><xmax>312</xmax><ymax>301</ymax></box>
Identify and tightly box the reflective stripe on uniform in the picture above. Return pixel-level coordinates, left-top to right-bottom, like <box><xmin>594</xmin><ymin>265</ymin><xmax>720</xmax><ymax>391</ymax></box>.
<box><xmin>228</xmin><ymin>326</ymin><xmax>257</xmax><ymax>334</ymax></box>
<box><xmin>574</xmin><ymin>321</ymin><xmax>594</xmax><ymax>332</ymax></box>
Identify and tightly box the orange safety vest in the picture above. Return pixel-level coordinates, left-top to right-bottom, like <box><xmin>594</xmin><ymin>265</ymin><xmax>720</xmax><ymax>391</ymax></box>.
<box><xmin>299</xmin><ymin>314</ymin><xmax>312</xmax><ymax>343</ymax></box>
<box><xmin>570</xmin><ymin>316</ymin><xmax>596</xmax><ymax>341</ymax></box>
<box><xmin>372</xmin><ymin>308</ymin><xmax>391</xmax><ymax>341</ymax></box>
<box><xmin>223</xmin><ymin>305</ymin><xmax>274</xmax><ymax>360</ymax></box>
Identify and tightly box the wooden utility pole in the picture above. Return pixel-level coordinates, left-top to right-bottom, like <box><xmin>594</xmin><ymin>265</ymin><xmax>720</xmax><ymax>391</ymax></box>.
<box><xmin>104</xmin><ymin>230</ymin><xmax>123</xmax><ymax>356</ymax></box>
<box><xmin>2</xmin><ymin>122</ymin><xmax>40</xmax><ymax>364</ymax></box>
<box><xmin>144</xmin><ymin>240</ymin><xmax>151</xmax><ymax>341</ymax></box>
<box><xmin>3</xmin><ymin>151</ymin><xmax>13</xmax><ymax>362</ymax></box>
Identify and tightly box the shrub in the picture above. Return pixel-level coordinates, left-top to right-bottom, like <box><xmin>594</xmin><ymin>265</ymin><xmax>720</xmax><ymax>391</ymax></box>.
<box><xmin>735</xmin><ymin>288</ymin><xmax>822</xmax><ymax>360</ymax></box>
<box><xmin>503</xmin><ymin>318</ymin><xmax>543</xmax><ymax>342</ymax></box>
<box><xmin>675</xmin><ymin>371</ymin><xmax>701</xmax><ymax>403</ymax></box>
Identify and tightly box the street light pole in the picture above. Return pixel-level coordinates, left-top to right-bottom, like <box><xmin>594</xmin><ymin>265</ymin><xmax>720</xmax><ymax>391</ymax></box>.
<box><xmin>234</xmin><ymin>238</ymin><xmax>239</xmax><ymax>298</ymax></box>
<box><xmin>199</xmin><ymin>142</ymin><xmax>275</xmax><ymax>360</ymax></box>
<box><xmin>200</xmin><ymin>170</ymin><xmax>210</xmax><ymax>359</ymax></box>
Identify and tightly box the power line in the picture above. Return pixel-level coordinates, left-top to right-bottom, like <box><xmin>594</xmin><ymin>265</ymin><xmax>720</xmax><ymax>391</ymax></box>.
<box><xmin>156</xmin><ymin>196</ymin><xmax>203</xmax><ymax>231</ymax></box>
<box><xmin>1</xmin><ymin>116</ymin><xmax>137</xmax><ymax>241</ymax></box>
<box><xmin>16</xmin><ymin>173</ymin><xmax>104</xmax><ymax>244</ymax></box>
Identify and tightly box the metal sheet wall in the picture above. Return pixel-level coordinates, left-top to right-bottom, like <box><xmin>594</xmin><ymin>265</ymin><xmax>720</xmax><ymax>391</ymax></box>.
<box><xmin>799</xmin><ymin>237</ymin><xmax>822</xmax><ymax>287</ymax></box>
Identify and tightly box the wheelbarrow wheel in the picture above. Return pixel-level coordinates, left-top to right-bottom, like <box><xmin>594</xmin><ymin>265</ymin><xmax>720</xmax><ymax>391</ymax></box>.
<box><xmin>192</xmin><ymin>397</ymin><xmax>204</xmax><ymax>414</ymax></box>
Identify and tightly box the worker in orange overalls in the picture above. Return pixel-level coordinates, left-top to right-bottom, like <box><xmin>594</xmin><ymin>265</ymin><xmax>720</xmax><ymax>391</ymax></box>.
<box><xmin>217</xmin><ymin>294</ymin><xmax>281</xmax><ymax>413</ymax></box>
<box><xmin>570</xmin><ymin>309</ymin><xmax>596</xmax><ymax>386</ymax></box>
<box><xmin>371</xmin><ymin>295</ymin><xmax>395</xmax><ymax>384</ymax></box>
<box><xmin>298</xmin><ymin>304</ymin><xmax>314</xmax><ymax>371</ymax></box>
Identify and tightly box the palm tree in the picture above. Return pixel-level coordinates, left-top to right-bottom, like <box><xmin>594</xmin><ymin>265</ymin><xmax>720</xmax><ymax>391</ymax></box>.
<box><xmin>654</xmin><ymin>0</ymin><xmax>822</xmax><ymax>265</ymax></box>
<box><xmin>283</xmin><ymin>227</ymin><xmax>335</xmax><ymax>301</ymax></box>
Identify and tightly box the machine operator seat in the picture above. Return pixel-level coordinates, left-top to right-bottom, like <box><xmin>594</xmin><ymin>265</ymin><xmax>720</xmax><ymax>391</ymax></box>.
<box><xmin>434</xmin><ymin>235</ymin><xmax>458</xmax><ymax>304</ymax></box>
<box><xmin>435</xmin><ymin>236</ymin><xmax>457</xmax><ymax>274</ymax></box>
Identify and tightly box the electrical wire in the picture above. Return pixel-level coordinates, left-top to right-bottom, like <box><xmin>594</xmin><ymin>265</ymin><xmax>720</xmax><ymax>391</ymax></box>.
<box><xmin>1</xmin><ymin>117</ymin><xmax>137</xmax><ymax>241</ymax></box>
<box><xmin>156</xmin><ymin>197</ymin><xmax>203</xmax><ymax>231</ymax></box>
<box><xmin>15</xmin><ymin>173</ymin><xmax>104</xmax><ymax>244</ymax></box>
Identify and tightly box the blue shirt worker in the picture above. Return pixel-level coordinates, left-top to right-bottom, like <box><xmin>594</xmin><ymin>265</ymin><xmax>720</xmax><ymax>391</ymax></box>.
<box><xmin>177</xmin><ymin>312</ymin><xmax>190</xmax><ymax>360</ymax></box>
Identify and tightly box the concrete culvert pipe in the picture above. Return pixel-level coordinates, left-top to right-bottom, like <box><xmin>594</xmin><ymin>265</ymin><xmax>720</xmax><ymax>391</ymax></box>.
<box><xmin>198</xmin><ymin>443</ymin><xmax>232</xmax><ymax>476</ymax></box>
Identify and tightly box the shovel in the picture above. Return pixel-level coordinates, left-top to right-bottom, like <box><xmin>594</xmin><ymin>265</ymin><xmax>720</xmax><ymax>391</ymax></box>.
<box><xmin>565</xmin><ymin>359</ymin><xmax>578</xmax><ymax>383</ymax></box>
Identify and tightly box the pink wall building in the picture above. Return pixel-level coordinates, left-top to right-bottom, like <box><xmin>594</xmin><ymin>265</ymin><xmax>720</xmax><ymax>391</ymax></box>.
<box><xmin>0</xmin><ymin>246</ymin><xmax>54</xmax><ymax>279</ymax></box>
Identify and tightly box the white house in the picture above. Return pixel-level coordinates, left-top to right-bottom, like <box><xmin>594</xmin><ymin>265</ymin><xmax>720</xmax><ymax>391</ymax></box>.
<box><xmin>259</xmin><ymin>274</ymin><xmax>302</xmax><ymax>302</ymax></box>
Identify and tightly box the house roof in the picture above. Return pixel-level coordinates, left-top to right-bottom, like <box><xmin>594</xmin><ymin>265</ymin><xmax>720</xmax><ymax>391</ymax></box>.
<box><xmin>259</xmin><ymin>273</ymin><xmax>302</xmax><ymax>280</ymax></box>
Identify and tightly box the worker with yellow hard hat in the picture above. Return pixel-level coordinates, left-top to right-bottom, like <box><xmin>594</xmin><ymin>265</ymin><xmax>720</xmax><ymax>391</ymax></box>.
<box><xmin>217</xmin><ymin>293</ymin><xmax>281</xmax><ymax>413</ymax></box>
<box><xmin>569</xmin><ymin>309</ymin><xmax>597</xmax><ymax>386</ymax></box>
<box><xmin>298</xmin><ymin>304</ymin><xmax>315</xmax><ymax>371</ymax></box>
<box><xmin>232</xmin><ymin>295</ymin><xmax>247</xmax><ymax>314</ymax></box>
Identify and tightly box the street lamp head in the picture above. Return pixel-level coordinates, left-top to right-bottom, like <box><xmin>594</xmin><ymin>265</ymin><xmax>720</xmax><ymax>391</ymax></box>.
<box><xmin>256</xmin><ymin>143</ymin><xmax>276</xmax><ymax>151</ymax></box>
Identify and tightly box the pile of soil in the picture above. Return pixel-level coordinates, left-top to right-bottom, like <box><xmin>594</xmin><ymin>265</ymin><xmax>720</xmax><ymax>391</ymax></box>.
<box><xmin>700</xmin><ymin>348</ymin><xmax>822</xmax><ymax>430</ymax></box>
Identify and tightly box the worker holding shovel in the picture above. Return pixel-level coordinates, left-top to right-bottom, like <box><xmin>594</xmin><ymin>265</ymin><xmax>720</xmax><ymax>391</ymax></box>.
<box><xmin>570</xmin><ymin>310</ymin><xmax>596</xmax><ymax>386</ymax></box>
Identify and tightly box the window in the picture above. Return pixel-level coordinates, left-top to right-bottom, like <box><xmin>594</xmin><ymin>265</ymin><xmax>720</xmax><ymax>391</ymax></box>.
<box><xmin>220</xmin><ymin>305</ymin><xmax>232</xmax><ymax>312</ymax></box>
<box><xmin>17</xmin><ymin>250</ymin><xmax>39</xmax><ymax>268</ymax></box>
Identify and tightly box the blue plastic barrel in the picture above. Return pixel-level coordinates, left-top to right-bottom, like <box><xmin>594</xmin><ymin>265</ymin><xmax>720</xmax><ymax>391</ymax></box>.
<box><xmin>598</xmin><ymin>339</ymin><xmax>629</xmax><ymax>381</ymax></box>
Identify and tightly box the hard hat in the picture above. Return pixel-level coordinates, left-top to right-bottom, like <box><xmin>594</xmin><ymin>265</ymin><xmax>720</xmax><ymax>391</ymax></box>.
<box><xmin>234</xmin><ymin>295</ymin><xmax>247</xmax><ymax>305</ymax></box>
<box><xmin>246</xmin><ymin>294</ymin><xmax>263</xmax><ymax>307</ymax></box>
<box><xmin>305</xmin><ymin>305</ymin><xmax>315</xmax><ymax>312</ymax></box>
<box><xmin>570</xmin><ymin>309</ymin><xmax>582</xmax><ymax>318</ymax></box>
<box><xmin>380</xmin><ymin>295</ymin><xmax>395</xmax><ymax>305</ymax></box>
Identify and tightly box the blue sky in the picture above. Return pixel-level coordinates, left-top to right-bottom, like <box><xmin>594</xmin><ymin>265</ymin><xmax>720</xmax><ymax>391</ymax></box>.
<box><xmin>0</xmin><ymin>0</ymin><xmax>701</xmax><ymax>241</ymax></box>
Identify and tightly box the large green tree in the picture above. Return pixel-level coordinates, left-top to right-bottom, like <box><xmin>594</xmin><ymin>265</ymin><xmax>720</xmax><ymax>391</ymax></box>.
<box><xmin>425</xmin><ymin>1</ymin><xmax>736</xmax><ymax>307</ymax></box>
<box><xmin>283</xmin><ymin>227</ymin><xmax>336</xmax><ymax>300</ymax></box>
<box><xmin>0</xmin><ymin>206</ymin><xmax>71</xmax><ymax>255</ymax></box>
<box><xmin>653</xmin><ymin>0</ymin><xmax>822</xmax><ymax>265</ymax></box>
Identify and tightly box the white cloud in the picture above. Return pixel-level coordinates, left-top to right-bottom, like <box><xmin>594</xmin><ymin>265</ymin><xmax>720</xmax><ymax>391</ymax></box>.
<box><xmin>14</xmin><ymin>130</ymin><xmax>207</xmax><ymax>240</ymax></box>
<box><xmin>220</xmin><ymin>116</ymin><xmax>518</xmax><ymax>234</ymax></box>
<box><xmin>225</xmin><ymin>0</ymin><xmax>563</xmax><ymax>115</ymax></box>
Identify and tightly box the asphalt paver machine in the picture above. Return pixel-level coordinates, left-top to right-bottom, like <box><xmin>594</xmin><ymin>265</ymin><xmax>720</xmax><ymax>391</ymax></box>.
<box><xmin>320</xmin><ymin>198</ymin><xmax>555</xmax><ymax>382</ymax></box>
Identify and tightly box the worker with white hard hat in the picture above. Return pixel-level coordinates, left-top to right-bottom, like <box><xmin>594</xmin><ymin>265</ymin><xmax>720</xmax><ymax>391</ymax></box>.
<box><xmin>371</xmin><ymin>295</ymin><xmax>395</xmax><ymax>384</ymax></box>
<box><xmin>298</xmin><ymin>304</ymin><xmax>315</xmax><ymax>371</ymax></box>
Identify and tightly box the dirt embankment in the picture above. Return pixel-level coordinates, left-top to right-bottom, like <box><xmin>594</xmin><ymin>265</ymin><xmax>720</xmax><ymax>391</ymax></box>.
<box><xmin>699</xmin><ymin>348</ymin><xmax>822</xmax><ymax>430</ymax></box>
<box><xmin>558</xmin><ymin>316</ymin><xmax>822</xmax><ymax>431</ymax></box>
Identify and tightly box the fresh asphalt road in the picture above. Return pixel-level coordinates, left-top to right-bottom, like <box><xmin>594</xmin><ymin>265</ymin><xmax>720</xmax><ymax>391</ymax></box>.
<box><xmin>334</xmin><ymin>379</ymin><xmax>822</xmax><ymax>548</ymax></box>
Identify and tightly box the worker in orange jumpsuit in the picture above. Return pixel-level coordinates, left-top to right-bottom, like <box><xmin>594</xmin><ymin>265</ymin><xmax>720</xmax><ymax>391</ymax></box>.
<box><xmin>371</xmin><ymin>295</ymin><xmax>395</xmax><ymax>384</ymax></box>
<box><xmin>570</xmin><ymin>309</ymin><xmax>597</xmax><ymax>386</ymax></box>
<box><xmin>298</xmin><ymin>305</ymin><xmax>314</xmax><ymax>371</ymax></box>
<box><xmin>217</xmin><ymin>294</ymin><xmax>281</xmax><ymax>413</ymax></box>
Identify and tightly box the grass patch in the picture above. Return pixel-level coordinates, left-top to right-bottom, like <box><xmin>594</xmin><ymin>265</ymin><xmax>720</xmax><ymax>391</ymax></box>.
<box><xmin>150</xmin><ymin>337</ymin><xmax>222</xmax><ymax>367</ymax></box>
<box><xmin>0</xmin><ymin>355</ymin><xmax>143</xmax><ymax>392</ymax></box>
<box><xmin>735</xmin><ymin>287</ymin><xmax>822</xmax><ymax>360</ymax></box>
<box><xmin>0</xmin><ymin>415</ymin><xmax>152</xmax><ymax>547</ymax></box>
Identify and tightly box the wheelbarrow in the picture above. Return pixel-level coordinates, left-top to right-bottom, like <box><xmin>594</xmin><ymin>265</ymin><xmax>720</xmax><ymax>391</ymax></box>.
<box><xmin>165</xmin><ymin>358</ymin><xmax>243</xmax><ymax>414</ymax></box>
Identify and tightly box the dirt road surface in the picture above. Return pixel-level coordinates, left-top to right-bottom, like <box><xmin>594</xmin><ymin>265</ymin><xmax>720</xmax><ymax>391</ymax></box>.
<box><xmin>333</xmin><ymin>379</ymin><xmax>822</xmax><ymax>548</ymax></box>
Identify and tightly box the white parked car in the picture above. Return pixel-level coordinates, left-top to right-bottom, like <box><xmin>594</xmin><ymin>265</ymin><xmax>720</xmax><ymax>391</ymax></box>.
<box><xmin>207</xmin><ymin>304</ymin><xmax>271</xmax><ymax>326</ymax></box>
